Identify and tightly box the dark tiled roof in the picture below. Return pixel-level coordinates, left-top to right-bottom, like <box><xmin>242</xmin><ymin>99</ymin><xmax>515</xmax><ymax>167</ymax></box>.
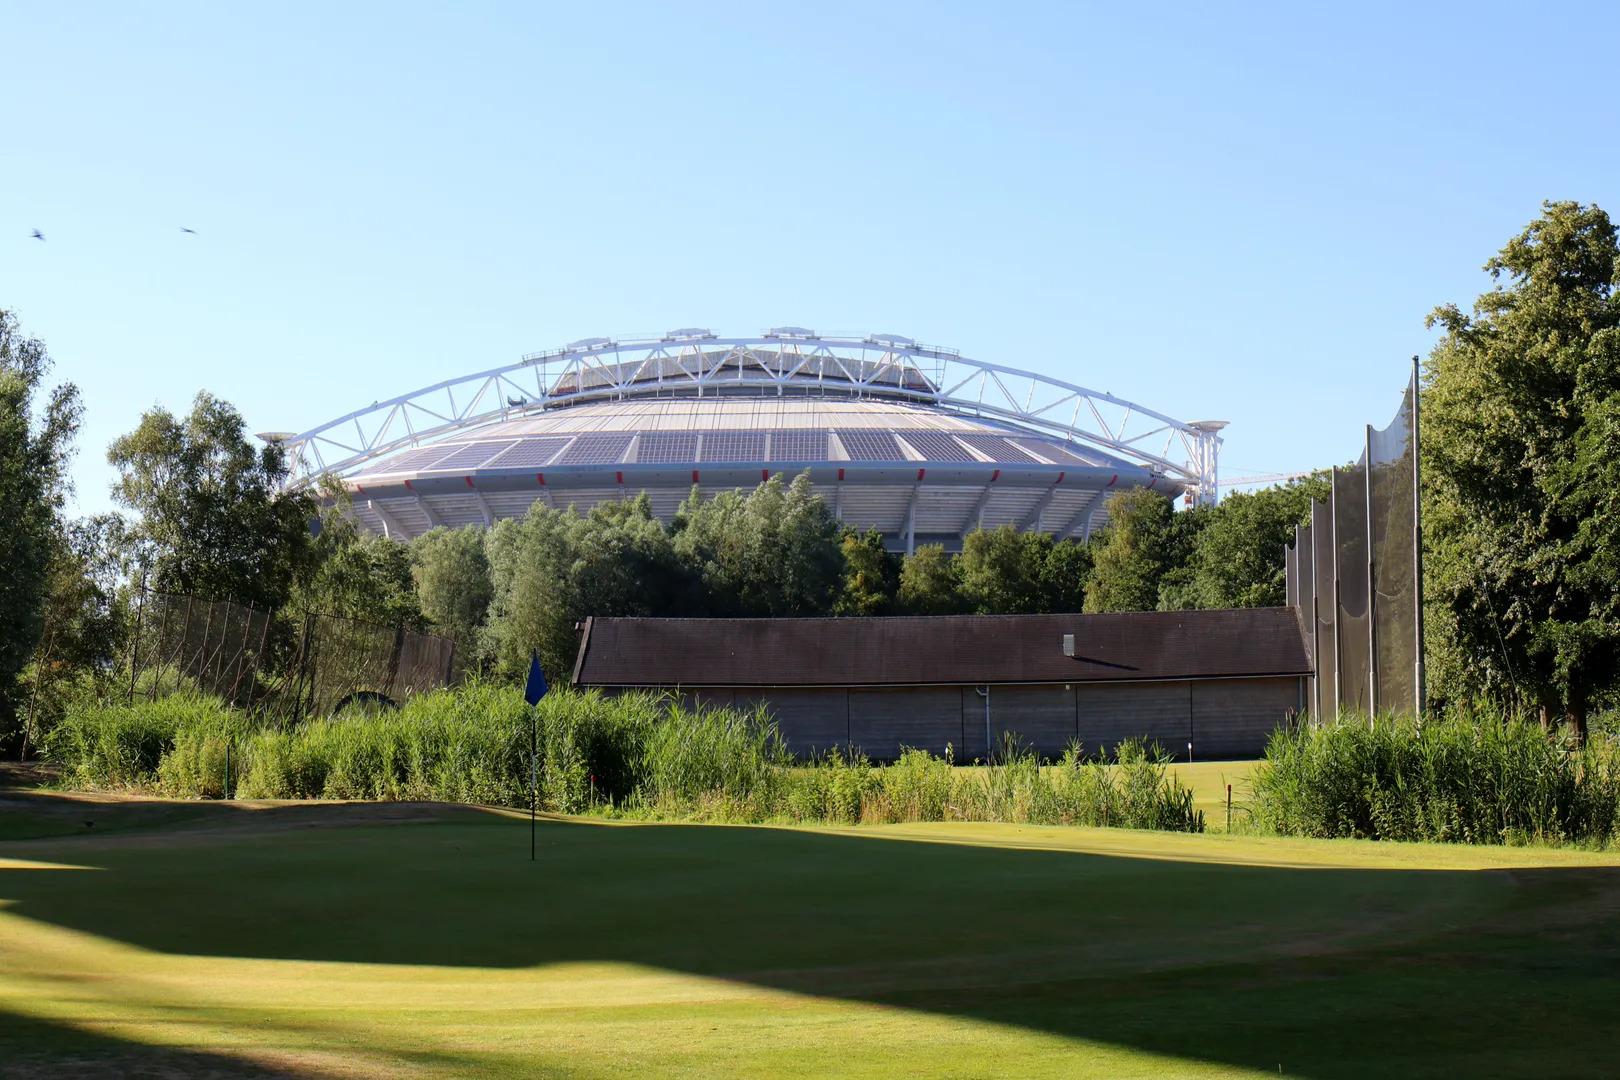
<box><xmin>572</xmin><ymin>609</ymin><xmax>1311</xmax><ymax>688</ymax></box>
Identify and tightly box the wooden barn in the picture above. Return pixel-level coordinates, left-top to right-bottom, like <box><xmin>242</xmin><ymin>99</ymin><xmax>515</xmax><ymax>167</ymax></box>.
<box><xmin>571</xmin><ymin>609</ymin><xmax>1311</xmax><ymax>761</ymax></box>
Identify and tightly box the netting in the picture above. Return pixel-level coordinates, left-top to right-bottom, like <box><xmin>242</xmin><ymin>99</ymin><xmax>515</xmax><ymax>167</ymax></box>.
<box><xmin>1283</xmin><ymin>365</ymin><xmax>1423</xmax><ymax>720</ymax></box>
<box><xmin>128</xmin><ymin>591</ymin><xmax>459</xmax><ymax>716</ymax></box>
<box><xmin>1310</xmin><ymin>498</ymin><xmax>1337</xmax><ymax>718</ymax></box>
<box><xmin>1369</xmin><ymin>379</ymin><xmax>1419</xmax><ymax>714</ymax></box>
<box><xmin>1333</xmin><ymin>457</ymin><xmax>1372</xmax><ymax>714</ymax></box>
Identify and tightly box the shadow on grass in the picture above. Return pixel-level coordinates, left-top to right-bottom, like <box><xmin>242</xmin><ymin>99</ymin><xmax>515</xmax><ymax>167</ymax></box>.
<box><xmin>0</xmin><ymin>1005</ymin><xmax>303</xmax><ymax>1079</ymax></box>
<box><xmin>5</xmin><ymin>800</ymin><xmax>1620</xmax><ymax>1078</ymax></box>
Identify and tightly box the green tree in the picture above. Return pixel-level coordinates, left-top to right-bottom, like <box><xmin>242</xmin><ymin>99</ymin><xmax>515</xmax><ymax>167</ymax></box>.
<box><xmin>1040</xmin><ymin>538</ymin><xmax>1093</xmax><ymax>613</ymax></box>
<box><xmin>958</xmin><ymin>526</ymin><xmax>1051</xmax><ymax>614</ymax></box>
<box><xmin>1423</xmin><ymin>201</ymin><xmax>1620</xmax><ymax>738</ymax></box>
<box><xmin>1170</xmin><ymin>475</ymin><xmax>1329</xmax><ymax>609</ymax></box>
<box><xmin>484</xmin><ymin>495</ymin><xmax>691</xmax><ymax>680</ymax></box>
<box><xmin>291</xmin><ymin>493</ymin><xmax>422</xmax><ymax>627</ymax></box>
<box><xmin>672</xmin><ymin>473</ymin><xmax>843</xmax><ymax>616</ymax></box>
<box><xmin>108</xmin><ymin>393</ymin><xmax>316</xmax><ymax>609</ymax></box>
<box><xmin>837</xmin><ymin>529</ymin><xmax>899</xmax><ymax>616</ymax></box>
<box><xmin>1083</xmin><ymin>489</ymin><xmax>1198</xmax><ymax>613</ymax></box>
<box><xmin>0</xmin><ymin>311</ymin><xmax>82</xmax><ymax>752</ymax></box>
<box><xmin>16</xmin><ymin>516</ymin><xmax>129</xmax><ymax>756</ymax></box>
<box><xmin>897</xmin><ymin>543</ymin><xmax>965</xmax><ymax>614</ymax></box>
<box><xmin>411</xmin><ymin>525</ymin><xmax>493</xmax><ymax>656</ymax></box>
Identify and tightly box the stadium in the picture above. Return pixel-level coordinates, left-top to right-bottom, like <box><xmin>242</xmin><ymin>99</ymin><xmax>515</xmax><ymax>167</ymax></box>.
<box><xmin>280</xmin><ymin>329</ymin><xmax>1227</xmax><ymax>550</ymax></box>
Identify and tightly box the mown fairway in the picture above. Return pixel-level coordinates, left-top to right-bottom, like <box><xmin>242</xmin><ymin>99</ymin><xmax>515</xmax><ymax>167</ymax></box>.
<box><xmin>3</xmin><ymin>792</ymin><xmax>1620</xmax><ymax>1078</ymax></box>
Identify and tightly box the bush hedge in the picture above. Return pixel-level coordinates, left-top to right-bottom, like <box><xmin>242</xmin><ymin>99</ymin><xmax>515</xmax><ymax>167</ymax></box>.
<box><xmin>1251</xmin><ymin>710</ymin><xmax>1620</xmax><ymax>845</ymax></box>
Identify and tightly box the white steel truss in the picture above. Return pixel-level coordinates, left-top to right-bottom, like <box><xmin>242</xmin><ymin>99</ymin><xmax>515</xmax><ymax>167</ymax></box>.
<box><xmin>280</xmin><ymin>330</ymin><xmax>1224</xmax><ymax>504</ymax></box>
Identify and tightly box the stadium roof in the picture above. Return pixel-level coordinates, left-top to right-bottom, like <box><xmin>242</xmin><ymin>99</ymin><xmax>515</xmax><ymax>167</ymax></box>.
<box><xmin>283</xmin><ymin>330</ymin><xmax>1226</xmax><ymax>547</ymax></box>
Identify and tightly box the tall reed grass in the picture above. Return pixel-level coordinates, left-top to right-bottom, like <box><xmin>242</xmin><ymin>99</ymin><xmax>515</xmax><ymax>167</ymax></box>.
<box><xmin>1251</xmin><ymin>709</ymin><xmax>1620</xmax><ymax>845</ymax></box>
<box><xmin>42</xmin><ymin>685</ymin><xmax>1204</xmax><ymax>833</ymax></box>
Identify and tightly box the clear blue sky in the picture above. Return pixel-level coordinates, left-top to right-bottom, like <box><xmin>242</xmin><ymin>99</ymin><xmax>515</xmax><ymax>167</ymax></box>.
<box><xmin>5</xmin><ymin>1</ymin><xmax>1617</xmax><ymax>516</ymax></box>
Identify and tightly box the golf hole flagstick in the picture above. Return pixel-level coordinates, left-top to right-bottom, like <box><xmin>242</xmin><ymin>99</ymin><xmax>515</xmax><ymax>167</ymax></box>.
<box><xmin>524</xmin><ymin>655</ymin><xmax>549</xmax><ymax>861</ymax></box>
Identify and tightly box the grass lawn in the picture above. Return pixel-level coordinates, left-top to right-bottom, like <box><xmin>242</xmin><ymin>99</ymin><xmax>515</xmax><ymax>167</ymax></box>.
<box><xmin>3</xmin><ymin>791</ymin><xmax>1619</xmax><ymax>1078</ymax></box>
<box><xmin>1169</xmin><ymin>759</ymin><xmax>1261</xmax><ymax>829</ymax></box>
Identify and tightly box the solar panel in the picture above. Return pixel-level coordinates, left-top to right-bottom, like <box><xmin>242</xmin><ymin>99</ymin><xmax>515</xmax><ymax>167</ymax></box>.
<box><xmin>367</xmin><ymin>445</ymin><xmax>459</xmax><ymax>473</ymax></box>
<box><xmin>556</xmin><ymin>433</ymin><xmax>634</xmax><ymax>465</ymax></box>
<box><xmin>636</xmin><ymin>432</ymin><xmax>701</xmax><ymax>464</ymax></box>
<box><xmin>897</xmin><ymin>431</ymin><xmax>976</xmax><ymax>462</ymax></box>
<box><xmin>835</xmin><ymin>430</ymin><xmax>905</xmax><ymax>461</ymax></box>
<box><xmin>699</xmin><ymin>430</ymin><xmax>767</xmax><ymax>462</ymax></box>
<box><xmin>768</xmin><ymin>429</ymin><xmax>828</xmax><ymax>461</ymax></box>
<box><xmin>485</xmin><ymin>437</ymin><xmax>571</xmax><ymax>468</ymax></box>
<box><xmin>422</xmin><ymin>441</ymin><xmax>511</xmax><ymax>470</ymax></box>
<box><xmin>957</xmin><ymin>434</ymin><xmax>1042</xmax><ymax>464</ymax></box>
<box><xmin>1011</xmin><ymin>438</ymin><xmax>1099</xmax><ymax>466</ymax></box>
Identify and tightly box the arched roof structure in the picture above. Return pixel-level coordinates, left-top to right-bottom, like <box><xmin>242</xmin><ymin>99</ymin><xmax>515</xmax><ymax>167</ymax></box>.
<box><xmin>282</xmin><ymin>330</ymin><xmax>1223</xmax><ymax>549</ymax></box>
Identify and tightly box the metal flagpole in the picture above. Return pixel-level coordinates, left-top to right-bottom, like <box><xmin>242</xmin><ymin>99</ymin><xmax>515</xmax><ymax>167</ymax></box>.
<box><xmin>522</xmin><ymin>654</ymin><xmax>549</xmax><ymax>861</ymax></box>
<box><xmin>531</xmin><ymin>708</ymin><xmax>537</xmax><ymax>861</ymax></box>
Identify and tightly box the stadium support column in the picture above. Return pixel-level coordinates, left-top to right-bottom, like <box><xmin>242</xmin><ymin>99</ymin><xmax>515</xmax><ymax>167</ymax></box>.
<box><xmin>367</xmin><ymin>499</ymin><xmax>408</xmax><ymax>540</ymax></box>
<box><xmin>904</xmin><ymin>483</ymin><xmax>919</xmax><ymax>555</ymax></box>
<box><xmin>1186</xmin><ymin>421</ymin><xmax>1228</xmax><ymax>507</ymax></box>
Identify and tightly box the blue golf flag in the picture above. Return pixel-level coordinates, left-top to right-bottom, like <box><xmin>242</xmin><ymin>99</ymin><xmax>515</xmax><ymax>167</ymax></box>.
<box><xmin>523</xmin><ymin>654</ymin><xmax>549</xmax><ymax>705</ymax></box>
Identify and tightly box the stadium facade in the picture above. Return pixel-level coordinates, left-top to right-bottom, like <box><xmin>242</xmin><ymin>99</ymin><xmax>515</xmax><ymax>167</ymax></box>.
<box><xmin>281</xmin><ymin>330</ymin><xmax>1225</xmax><ymax>550</ymax></box>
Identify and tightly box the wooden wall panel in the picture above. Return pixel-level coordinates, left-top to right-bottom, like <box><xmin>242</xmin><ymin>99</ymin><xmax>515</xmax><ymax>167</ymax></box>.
<box><xmin>849</xmin><ymin>687</ymin><xmax>962</xmax><ymax>759</ymax></box>
<box><xmin>736</xmin><ymin>688</ymin><xmax>850</xmax><ymax>756</ymax></box>
<box><xmin>1075</xmin><ymin>681</ymin><xmax>1191</xmax><ymax>759</ymax></box>
<box><xmin>1190</xmin><ymin>677</ymin><xmax>1299</xmax><ymax>759</ymax></box>
<box><xmin>987</xmin><ymin>684</ymin><xmax>1078</xmax><ymax>759</ymax></box>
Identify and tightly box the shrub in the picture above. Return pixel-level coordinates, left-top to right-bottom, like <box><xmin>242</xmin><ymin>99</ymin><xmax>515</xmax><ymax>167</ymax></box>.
<box><xmin>45</xmin><ymin>693</ymin><xmax>237</xmax><ymax>790</ymax></box>
<box><xmin>1251</xmin><ymin>710</ymin><xmax>1620</xmax><ymax>845</ymax></box>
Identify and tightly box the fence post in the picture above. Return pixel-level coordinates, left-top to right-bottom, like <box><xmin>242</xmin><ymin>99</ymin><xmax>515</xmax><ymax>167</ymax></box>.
<box><xmin>387</xmin><ymin>621</ymin><xmax>405</xmax><ymax>701</ymax></box>
<box><xmin>290</xmin><ymin>613</ymin><xmax>316</xmax><ymax>724</ymax></box>
<box><xmin>127</xmin><ymin>573</ymin><xmax>148</xmax><ymax>704</ymax></box>
<box><xmin>148</xmin><ymin>592</ymin><xmax>172</xmax><ymax>702</ymax></box>
<box><xmin>226</xmin><ymin>603</ymin><xmax>254</xmax><ymax>704</ymax></box>
<box><xmin>246</xmin><ymin>608</ymin><xmax>272</xmax><ymax>712</ymax></box>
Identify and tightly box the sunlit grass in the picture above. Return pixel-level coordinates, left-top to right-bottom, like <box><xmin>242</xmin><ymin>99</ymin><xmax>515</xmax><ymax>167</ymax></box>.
<box><xmin>4</xmin><ymin>799</ymin><xmax>1620</xmax><ymax>1077</ymax></box>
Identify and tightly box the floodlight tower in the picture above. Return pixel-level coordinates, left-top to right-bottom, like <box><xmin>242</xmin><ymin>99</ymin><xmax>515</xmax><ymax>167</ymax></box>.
<box><xmin>1185</xmin><ymin>420</ymin><xmax>1228</xmax><ymax>506</ymax></box>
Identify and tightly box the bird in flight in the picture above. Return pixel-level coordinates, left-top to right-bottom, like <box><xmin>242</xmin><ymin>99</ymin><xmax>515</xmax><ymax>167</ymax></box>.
<box><xmin>181</xmin><ymin>227</ymin><xmax>197</xmax><ymax>234</ymax></box>
<box><xmin>31</xmin><ymin>229</ymin><xmax>44</xmax><ymax>241</ymax></box>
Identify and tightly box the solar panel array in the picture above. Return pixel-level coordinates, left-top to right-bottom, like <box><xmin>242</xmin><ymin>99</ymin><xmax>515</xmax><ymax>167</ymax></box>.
<box><xmin>486</xmin><ymin>437</ymin><xmax>572</xmax><ymax>468</ymax></box>
<box><xmin>636</xmin><ymin>432</ymin><xmax>701</xmax><ymax>463</ymax></box>
<box><xmin>556</xmin><ymin>433</ymin><xmax>634</xmax><ymax>465</ymax></box>
<box><xmin>768</xmin><ymin>429</ymin><xmax>828</xmax><ymax>461</ymax></box>
<box><xmin>834</xmin><ymin>430</ymin><xmax>906</xmax><ymax>461</ymax></box>
<box><xmin>957</xmin><ymin>434</ymin><xmax>1042</xmax><ymax>464</ymax></box>
<box><xmin>370</xmin><ymin>445</ymin><xmax>458</xmax><ymax>473</ymax></box>
<box><xmin>425</xmin><ymin>441</ymin><xmax>514</xmax><ymax>470</ymax></box>
<box><xmin>699</xmin><ymin>430</ymin><xmax>767</xmax><ymax>462</ymax></box>
<box><xmin>896</xmin><ymin>431</ymin><xmax>976</xmax><ymax>462</ymax></box>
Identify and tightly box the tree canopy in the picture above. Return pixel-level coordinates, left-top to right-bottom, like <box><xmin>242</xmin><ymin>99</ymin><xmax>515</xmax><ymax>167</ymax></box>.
<box><xmin>1422</xmin><ymin>200</ymin><xmax>1620</xmax><ymax>736</ymax></box>
<box><xmin>108</xmin><ymin>393</ymin><xmax>317</xmax><ymax>610</ymax></box>
<box><xmin>0</xmin><ymin>311</ymin><xmax>82</xmax><ymax>750</ymax></box>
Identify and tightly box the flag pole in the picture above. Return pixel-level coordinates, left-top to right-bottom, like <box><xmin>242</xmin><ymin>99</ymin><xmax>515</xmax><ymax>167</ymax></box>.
<box><xmin>522</xmin><ymin>653</ymin><xmax>549</xmax><ymax>862</ymax></box>
<box><xmin>530</xmin><ymin>704</ymin><xmax>537</xmax><ymax>861</ymax></box>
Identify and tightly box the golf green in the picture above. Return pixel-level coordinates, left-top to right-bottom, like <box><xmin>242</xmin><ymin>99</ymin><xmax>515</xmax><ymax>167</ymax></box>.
<box><xmin>3</xmin><ymin>793</ymin><xmax>1618</xmax><ymax>1077</ymax></box>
